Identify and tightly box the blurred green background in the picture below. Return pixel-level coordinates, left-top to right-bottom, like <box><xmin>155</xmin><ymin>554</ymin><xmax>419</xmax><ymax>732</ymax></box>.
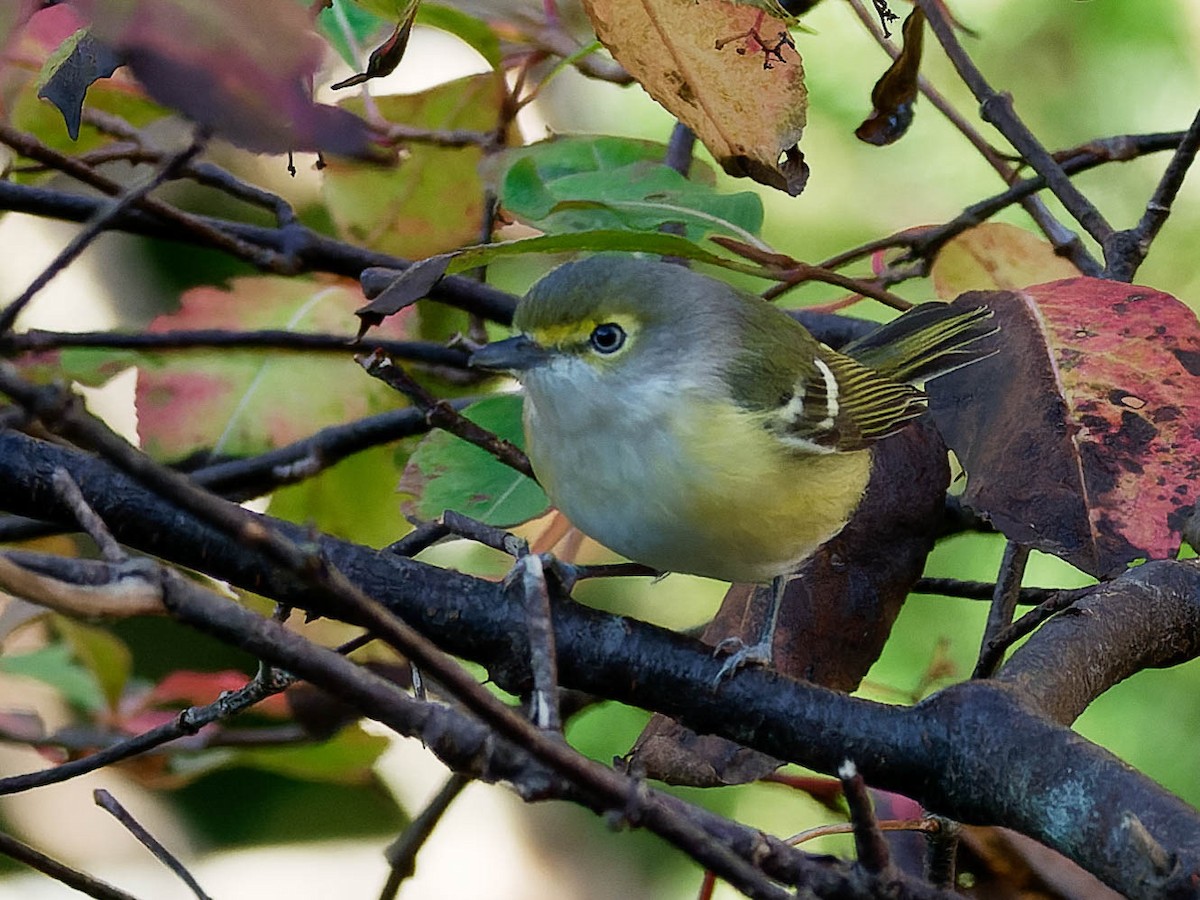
<box><xmin>2</xmin><ymin>1</ymin><xmax>1199</xmax><ymax>897</ymax></box>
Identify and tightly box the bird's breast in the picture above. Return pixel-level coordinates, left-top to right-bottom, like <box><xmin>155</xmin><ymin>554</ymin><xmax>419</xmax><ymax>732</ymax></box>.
<box><xmin>522</xmin><ymin>386</ymin><xmax>872</xmax><ymax>583</ymax></box>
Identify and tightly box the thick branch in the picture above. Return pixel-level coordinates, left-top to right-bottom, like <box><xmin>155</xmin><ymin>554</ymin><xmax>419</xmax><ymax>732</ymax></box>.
<box><xmin>0</xmin><ymin>431</ymin><xmax>1198</xmax><ymax>897</ymax></box>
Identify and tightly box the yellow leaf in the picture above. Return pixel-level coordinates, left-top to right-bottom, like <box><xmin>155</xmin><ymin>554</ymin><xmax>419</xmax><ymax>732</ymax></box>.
<box><xmin>931</xmin><ymin>222</ymin><xmax>1083</xmax><ymax>298</ymax></box>
<box><xmin>582</xmin><ymin>0</ymin><xmax>809</xmax><ymax>195</ymax></box>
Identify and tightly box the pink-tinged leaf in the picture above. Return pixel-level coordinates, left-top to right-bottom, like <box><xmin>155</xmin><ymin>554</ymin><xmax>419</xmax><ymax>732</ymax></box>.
<box><xmin>145</xmin><ymin>670</ymin><xmax>290</xmax><ymax>716</ymax></box>
<box><xmin>930</xmin><ymin>279</ymin><xmax>1200</xmax><ymax>578</ymax></box>
<box><xmin>71</xmin><ymin>0</ymin><xmax>373</xmax><ymax>156</ymax></box>
<box><xmin>135</xmin><ymin>276</ymin><xmax>411</xmax><ymax>460</ymax></box>
<box><xmin>322</xmin><ymin>73</ymin><xmax>508</xmax><ymax>258</ymax></box>
<box><xmin>0</xmin><ymin>0</ymin><xmax>43</xmax><ymax>56</ymax></box>
<box><xmin>581</xmin><ymin>0</ymin><xmax>809</xmax><ymax>194</ymax></box>
<box><xmin>931</xmin><ymin>222</ymin><xmax>1083</xmax><ymax>297</ymax></box>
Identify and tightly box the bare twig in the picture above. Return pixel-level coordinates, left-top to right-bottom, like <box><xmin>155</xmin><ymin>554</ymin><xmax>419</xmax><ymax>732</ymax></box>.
<box><xmin>913</xmin><ymin>577</ymin><xmax>1087</xmax><ymax>606</ymax></box>
<box><xmin>0</xmin><ymin>125</ymin><xmax>289</xmax><ymax>275</ymax></box>
<box><xmin>0</xmin><ymin>399</ymin><xmax>478</xmax><ymax>543</ymax></box>
<box><xmin>384</xmin><ymin>520</ymin><xmax>452</xmax><ymax>557</ymax></box>
<box><xmin>923</xmin><ymin>815</ymin><xmax>960</xmax><ymax>889</ymax></box>
<box><xmin>974</xmin><ymin>586</ymin><xmax>1091</xmax><ymax>679</ymax></box>
<box><xmin>819</xmin><ymin>131</ymin><xmax>1185</xmax><ymax>275</ymax></box>
<box><xmin>0</xmin><ymin>134</ymin><xmax>205</xmax><ymax>333</ymax></box>
<box><xmin>973</xmin><ymin>541</ymin><xmax>1030</xmax><ymax>679</ymax></box>
<box><xmin>2</xmin><ymin>327</ymin><xmax>470</xmax><ymax>372</ymax></box>
<box><xmin>838</xmin><ymin>760</ymin><xmax>893</xmax><ymax>875</ymax></box>
<box><xmin>358</xmin><ymin>349</ymin><xmax>536</xmax><ymax>480</ymax></box>
<box><xmin>915</xmin><ymin>0</ymin><xmax>1115</xmax><ymax>249</ymax></box>
<box><xmin>0</xmin><ymin>830</ymin><xmax>143</xmax><ymax>900</ymax></box>
<box><xmin>0</xmin><ymin>638</ymin><xmax>293</xmax><ymax>796</ymax></box>
<box><xmin>664</xmin><ymin>122</ymin><xmax>697</xmax><ymax>176</ymax></box>
<box><xmin>378</xmin><ymin>774</ymin><xmax>470</xmax><ymax>900</ymax></box>
<box><xmin>0</xmin><ymin>364</ymin><xmax>794</xmax><ymax>900</ymax></box>
<box><xmin>1105</xmin><ymin>104</ymin><xmax>1200</xmax><ymax>281</ymax></box>
<box><xmin>846</xmin><ymin>0</ymin><xmax>1097</xmax><ymax>273</ymax></box>
<box><xmin>514</xmin><ymin>552</ymin><xmax>562</xmax><ymax>731</ymax></box>
<box><xmin>94</xmin><ymin>789</ymin><xmax>213</xmax><ymax>900</ymax></box>
<box><xmin>440</xmin><ymin>510</ymin><xmax>530</xmax><ymax>559</ymax></box>
<box><xmin>51</xmin><ymin>468</ymin><xmax>125</xmax><ymax>561</ymax></box>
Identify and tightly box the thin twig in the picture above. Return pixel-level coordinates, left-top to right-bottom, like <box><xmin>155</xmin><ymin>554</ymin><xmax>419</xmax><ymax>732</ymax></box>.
<box><xmin>974</xmin><ymin>586</ymin><xmax>1091</xmax><ymax>679</ymax></box>
<box><xmin>2</xmin><ymin>327</ymin><xmax>470</xmax><ymax>371</ymax></box>
<box><xmin>94</xmin><ymin>789</ymin><xmax>213</xmax><ymax>900</ymax></box>
<box><xmin>0</xmin><ymin>135</ymin><xmax>205</xmax><ymax>333</ymax></box>
<box><xmin>385</xmin><ymin>520</ymin><xmax>452</xmax><ymax>557</ymax></box>
<box><xmin>0</xmin><ymin>124</ymin><xmax>289</xmax><ymax>273</ymax></box>
<box><xmin>0</xmin><ymin>653</ymin><xmax>294</xmax><ymax>796</ymax></box>
<box><xmin>923</xmin><ymin>815</ymin><xmax>960</xmax><ymax>888</ymax></box>
<box><xmin>1105</xmin><ymin>104</ymin><xmax>1200</xmax><ymax>281</ymax></box>
<box><xmin>358</xmin><ymin>349</ymin><xmax>535</xmax><ymax>480</ymax></box>
<box><xmin>838</xmin><ymin>760</ymin><xmax>893</xmax><ymax>875</ymax></box>
<box><xmin>0</xmin><ymin>830</ymin><xmax>143</xmax><ymax>900</ymax></box>
<box><xmin>973</xmin><ymin>541</ymin><xmax>1030</xmax><ymax>678</ymax></box>
<box><xmin>51</xmin><ymin>468</ymin><xmax>125</xmax><ymax>562</ymax></box>
<box><xmin>846</xmin><ymin>0</ymin><xmax>1097</xmax><ymax>273</ymax></box>
<box><xmin>819</xmin><ymin>131</ymin><xmax>1184</xmax><ymax>275</ymax></box>
<box><xmin>915</xmin><ymin>0</ymin><xmax>1114</xmax><ymax>249</ymax></box>
<box><xmin>0</xmin><ymin>364</ymin><xmax>796</xmax><ymax>900</ymax></box>
<box><xmin>515</xmin><ymin>552</ymin><xmax>562</xmax><ymax>731</ymax></box>
<box><xmin>913</xmin><ymin>577</ymin><xmax>1087</xmax><ymax>606</ymax></box>
<box><xmin>440</xmin><ymin>510</ymin><xmax>530</xmax><ymax>558</ymax></box>
<box><xmin>379</xmin><ymin>774</ymin><xmax>470</xmax><ymax>900</ymax></box>
<box><xmin>664</xmin><ymin>122</ymin><xmax>697</xmax><ymax>176</ymax></box>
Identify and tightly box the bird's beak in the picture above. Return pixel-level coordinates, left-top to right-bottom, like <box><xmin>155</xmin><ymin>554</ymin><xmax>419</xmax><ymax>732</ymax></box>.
<box><xmin>469</xmin><ymin>334</ymin><xmax>550</xmax><ymax>373</ymax></box>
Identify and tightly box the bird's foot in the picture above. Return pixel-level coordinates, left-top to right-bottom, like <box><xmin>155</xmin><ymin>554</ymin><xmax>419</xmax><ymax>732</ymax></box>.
<box><xmin>712</xmin><ymin>636</ymin><xmax>773</xmax><ymax>685</ymax></box>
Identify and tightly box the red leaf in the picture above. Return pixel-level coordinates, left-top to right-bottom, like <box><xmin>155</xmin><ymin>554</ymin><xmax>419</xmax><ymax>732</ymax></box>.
<box><xmin>71</xmin><ymin>0</ymin><xmax>372</xmax><ymax>156</ymax></box>
<box><xmin>930</xmin><ymin>278</ymin><xmax>1200</xmax><ymax>577</ymax></box>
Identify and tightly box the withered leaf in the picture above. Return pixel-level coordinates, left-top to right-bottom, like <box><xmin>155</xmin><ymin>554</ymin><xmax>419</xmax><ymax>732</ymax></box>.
<box><xmin>930</xmin><ymin>279</ymin><xmax>1200</xmax><ymax>578</ymax></box>
<box><xmin>855</xmin><ymin>7</ymin><xmax>924</xmax><ymax>146</ymax></box>
<box><xmin>581</xmin><ymin>0</ymin><xmax>809</xmax><ymax>194</ymax></box>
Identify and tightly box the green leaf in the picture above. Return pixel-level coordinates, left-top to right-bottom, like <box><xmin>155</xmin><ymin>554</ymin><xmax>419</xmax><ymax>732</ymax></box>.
<box><xmin>441</xmin><ymin>231</ymin><xmax>776</xmax><ymax>278</ymax></box>
<box><xmin>169</xmin><ymin>724</ymin><xmax>390</xmax><ymax>785</ymax></box>
<box><xmin>317</xmin><ymin>1</ymin><xmax>391</xmax><ymax>68</ymax></box>
<box><xmin>269</xmin><ymin>443</ymin><xmax>412</xmax><ymax>546</ymax></box>
<box><xmin>400</xmin><ymin>394</ymin><xmax>548</xmax><ymax>527</ymax></box>
<box><xmin>56</xmin><ymin>619</ymin><xmax>133</xmax><ymax>711</ymax></box>
<box><xmin>323</xmin><ymin>73</ymin><xmax>507</xmax><ymax>258</ymax></box>
<box><xmin>0</xmin><ymin>643</ymin><xmax>104</xmax><ymax>711</ymax></box>
<box><xmin>417</xmin><ymin>4</ymin><xmax>501</xmax><ymax>67</ymax></box>
<box><xmin>488</xmin><ymin>136</ymin><xmax>765</xmax><ymax>243</ymax></box>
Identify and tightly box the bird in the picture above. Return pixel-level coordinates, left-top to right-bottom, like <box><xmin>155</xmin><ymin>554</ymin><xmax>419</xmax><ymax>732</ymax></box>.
<box><xmin>469</xmin><ymin>255</ymin><xmax>994</xmax><ymax>671</ymax></box>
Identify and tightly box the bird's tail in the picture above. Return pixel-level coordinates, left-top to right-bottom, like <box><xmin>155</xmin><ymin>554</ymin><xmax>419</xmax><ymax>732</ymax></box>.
<box><xmin>841</xmin><ymin>302</ymin><xmax>998</xmax><ymax>385</ymax></box>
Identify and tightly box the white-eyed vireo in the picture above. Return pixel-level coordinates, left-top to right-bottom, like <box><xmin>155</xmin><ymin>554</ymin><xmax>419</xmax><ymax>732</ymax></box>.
<box><xmin>470</xmin><ymin>256</ymin><xmax>993</xmax><ymax>665</ymax></box>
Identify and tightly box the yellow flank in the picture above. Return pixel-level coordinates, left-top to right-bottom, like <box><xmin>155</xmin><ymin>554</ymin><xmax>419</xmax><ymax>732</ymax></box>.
<box><xmin>527</xmin><ymin>390</ymin><xmax>873</xmax><ymax>585</ymax></box>
<box><xmin>668</xmin><ymin>400</ymin><xmax>873</xmax><ymax>582</ymax></box>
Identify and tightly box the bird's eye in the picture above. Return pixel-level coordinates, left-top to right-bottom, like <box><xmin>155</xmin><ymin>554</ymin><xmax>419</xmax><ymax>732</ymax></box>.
<box><xmin>589</xmin><ymin>323</ymin><xmax>626</xmax><ymax>354</ymax></box>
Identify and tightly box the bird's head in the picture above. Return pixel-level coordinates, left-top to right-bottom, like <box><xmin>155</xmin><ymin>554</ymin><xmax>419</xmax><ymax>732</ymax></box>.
<box><xmin>469</xmin><ymin>256</ymin><xmax>738</xmax><ymax>402</ymax></box>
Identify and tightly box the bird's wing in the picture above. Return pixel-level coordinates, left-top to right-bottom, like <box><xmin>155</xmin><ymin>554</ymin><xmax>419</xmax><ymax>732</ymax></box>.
<box><xmin>766</xmin><ymin>347</ymin><xmax>928</xmax><ymax>453</ymax></box>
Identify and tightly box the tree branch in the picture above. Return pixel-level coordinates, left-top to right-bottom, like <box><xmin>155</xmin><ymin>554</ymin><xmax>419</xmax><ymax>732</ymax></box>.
<box><xmin>1</xmin><ymin>429</ymin><xmax>1198</xmax><ymax>898</ymax></box>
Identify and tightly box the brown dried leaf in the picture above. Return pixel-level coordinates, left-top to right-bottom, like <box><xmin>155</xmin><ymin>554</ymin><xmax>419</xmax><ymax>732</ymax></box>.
<box><xmin>855</xmin><ymin>7</ymin><xmax>924</xmax><ymax>146</ymax></box>
<box><xmin>930</xmin><ymin>279</ymin><xmax>1200</xmax><ymax>578</ymax></box>
<box><xmin>581</xmin><ymin>0</ymin><xmax>809</xmax><ymax>194</ymax></box>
